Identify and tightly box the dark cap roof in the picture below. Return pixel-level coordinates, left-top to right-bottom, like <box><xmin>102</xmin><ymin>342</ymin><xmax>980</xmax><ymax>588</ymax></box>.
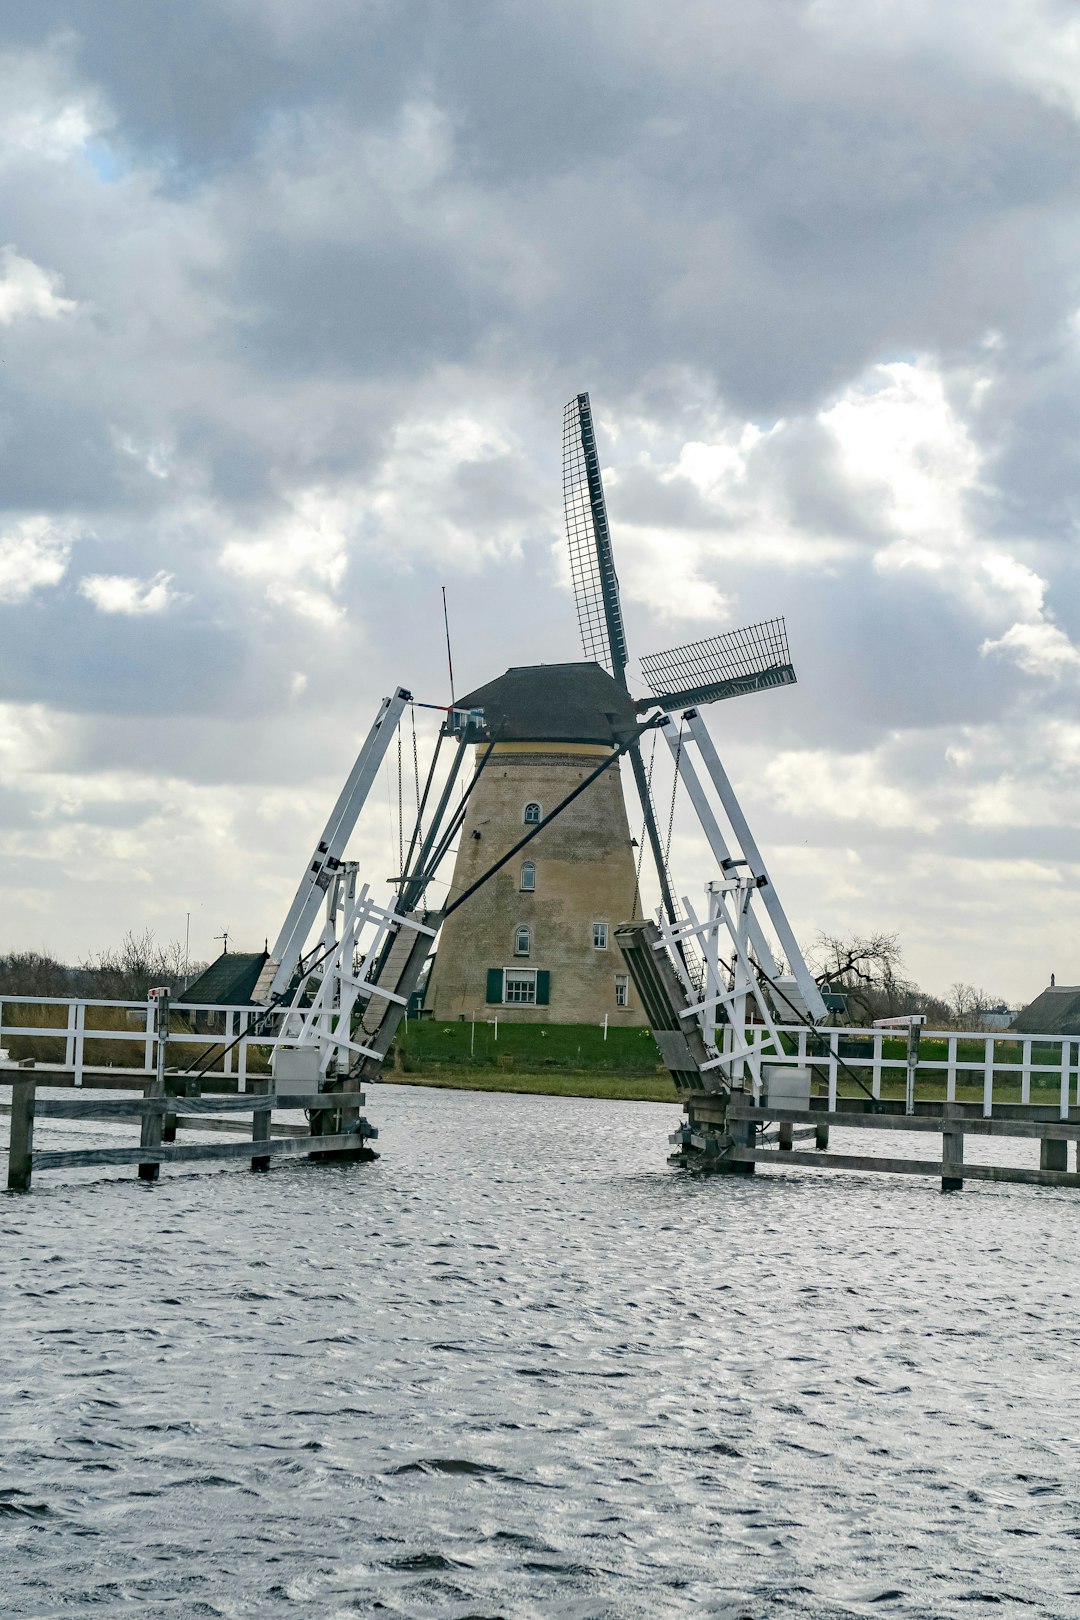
<box><xmin>177</xmin><ymin>950</ymin><xmax>269</xmax><ymax>1007</ymax></box>
<box><xmin>454</xmin><ymin>662</ymin><xmax>640</xmax><ymax>746</ymax></box>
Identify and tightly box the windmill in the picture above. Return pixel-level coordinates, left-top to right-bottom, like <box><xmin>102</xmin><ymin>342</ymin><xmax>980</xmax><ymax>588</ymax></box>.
<box><xmin>240</xmin><ymin>392</ymin><xmax>825</xmax><ymax>1147</ymax></box>
<box><xmin>420</xmin><ymin>394</ymin><xmax>823</xmax><ymax>1032</ymax></box>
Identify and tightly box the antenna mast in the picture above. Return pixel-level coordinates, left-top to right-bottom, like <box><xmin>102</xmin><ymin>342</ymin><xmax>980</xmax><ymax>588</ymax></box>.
<box><xmin>441</xmin><ymin>586</ymin><xmax>456</xmax><ymax>707</ymax></box>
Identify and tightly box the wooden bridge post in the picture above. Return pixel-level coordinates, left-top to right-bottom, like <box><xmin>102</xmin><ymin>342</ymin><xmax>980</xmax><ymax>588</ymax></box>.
<box><xmin>1040</xmin><ymin>1137</ymin><xmax>1068</xmax><ymax>1174</ymax></box>
<box><xmin>941</xmin><ymin>1103</ymin><xmax>964</xmax><ymax>1192</ymax></box>
<box><xmin>138</xmin><ymin>988</ymin><xmax>169</xmax><ymax>1182</ymax></box>
<box><xmin>250</xmin><ymin>1078</ymin><xmax>271</xmax><ymax>1172</ymax></box>
<box><xmin>7</xmin><ymin>1082</ymin><xmax>36</xmax><ymax>1192</ymax></box>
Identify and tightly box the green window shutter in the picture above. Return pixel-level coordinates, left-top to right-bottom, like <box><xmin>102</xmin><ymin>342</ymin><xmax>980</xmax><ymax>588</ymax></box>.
<box><xmin>535</xmin><ymin>970</ymin><xmax>550</xmax><ymax>1006</ymax></box>
<box><xmin>486</xmin><ymin>968</ymin><xmax>504</xmax><ymax>1004</ymax></box>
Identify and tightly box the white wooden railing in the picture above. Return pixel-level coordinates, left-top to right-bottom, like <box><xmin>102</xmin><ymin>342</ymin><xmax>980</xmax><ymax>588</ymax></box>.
<box><xmin>719</xmin><ymin>1024</ymin><xmax>1080</xmax><ymax>1120</ymax></box>
<box><xmin>0</xmin><ymin>994</ymin><xmax>289</xmax><ymax>1091</ymax></box>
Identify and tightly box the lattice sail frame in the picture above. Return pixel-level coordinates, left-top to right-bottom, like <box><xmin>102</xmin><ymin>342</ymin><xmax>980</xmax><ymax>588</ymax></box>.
<box><xmin>562</xmin><ymin>393</ymin><xmax>629</xmax><ymax>678</ymax></box>
<box><xmin>638</xmin><ymin>617</ymin><xmax>796</xmax><ymax>712</ymax></box>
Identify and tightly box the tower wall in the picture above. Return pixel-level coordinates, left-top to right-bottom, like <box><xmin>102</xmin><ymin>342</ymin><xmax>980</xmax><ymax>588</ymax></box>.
<box><xmin>425</xmin><ymin>744</ymin><xmax>647</xmax><ymax>1025</ymax></box>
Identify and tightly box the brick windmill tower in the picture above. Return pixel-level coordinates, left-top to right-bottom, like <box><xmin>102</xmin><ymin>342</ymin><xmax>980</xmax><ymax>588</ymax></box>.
<box><xmin>424</xmin><ymin>395</ymin><xmax>798</xmax><ymax>1026</ymax></box>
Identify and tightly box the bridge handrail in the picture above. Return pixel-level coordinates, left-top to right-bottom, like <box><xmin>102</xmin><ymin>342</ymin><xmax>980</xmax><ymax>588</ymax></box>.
<box><xmin>725</xmin><ymin>1022</ymin><xmax>1078</xmax><ymax>1120</ymax></box>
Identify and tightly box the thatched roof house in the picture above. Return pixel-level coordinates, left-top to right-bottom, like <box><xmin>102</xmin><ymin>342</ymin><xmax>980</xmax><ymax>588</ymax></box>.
<box><xmin>1010</xmin><ymin>985</ymin><xmax>1080</xmax><ymax>1036</ymax></box>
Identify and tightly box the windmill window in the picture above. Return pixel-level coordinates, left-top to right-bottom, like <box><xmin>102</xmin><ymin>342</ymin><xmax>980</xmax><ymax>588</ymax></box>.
<box><xmin>523</xmin><ymin>801</ymin><xmax>542</xmax><ymax>826</ymax></box>
<box><xmin>520</xmin><ymin>861</ymin><xmax>536</xmax><ymax>892</ymax></box>
<box><xmin>504</xmin><ymin>969</ymin><xmax>537</xmax><ymax>1004</ymax></box>
<box><xmin>593</xmin><ymin>922</ymin><xmax>609</xmax><ymax>950</ymax></box>
<box><xmin>615</xmin><ymin>974</ymin><xmax>629</xmax><ymax>1008</ymax></box>
<box><xmin>514</xmin><ymin>925</ymin><xmax>532</xmax><ymax>956</ymax></box>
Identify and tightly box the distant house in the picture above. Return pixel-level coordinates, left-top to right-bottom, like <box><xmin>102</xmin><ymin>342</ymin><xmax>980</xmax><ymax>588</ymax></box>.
<box><xmin>176</xmin><ymin>950</ymin><xmax>269</xmax><ymax>1033</ymax></box>
<box><xmin>1010</xmin><ymin>985</ymin><xmax>1080</xmax><ymax>1037</ymax></box>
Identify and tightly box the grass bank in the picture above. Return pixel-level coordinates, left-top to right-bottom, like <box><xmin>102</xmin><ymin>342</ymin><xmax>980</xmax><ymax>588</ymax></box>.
<box><xmin>380</xmin><ymin>1069</ymin><xmax>680</xmax><ymax>1102</ymax></box>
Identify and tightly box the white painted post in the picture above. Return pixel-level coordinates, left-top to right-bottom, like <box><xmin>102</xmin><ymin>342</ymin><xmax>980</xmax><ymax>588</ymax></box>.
<box><xmin>144</xmin><ymin>1002</ymin><xmax>155</xmax><ymax>1071</ymax></box>
<box><xmin>65</xmin><ymin>1001</ymin><xmax>77</xmax><ymax>1069</ymax></box>
<box><xmin>493</xmin><ymin>1015</ymin><xmax>498</xmax><ymax>1042</ymax></box>
<box><xmin>828</xmin><ymin>1030</ymin><xmax>838</xmax><ymax>1111</ymax></box>
<box><xmin>946</xmin><ymin>1034</ymin><xmax>957</xmax><ymax>1103</ymax></box>
<box><xmin>603</xmin><ymin>1014</ymin><xmax>608</xmax><ymax>1041</ymax></box>
<box><xmin>1060</xmin><ymin>1038</ymin><xmax>1071</xmax><ymax>1122</ymax></box>
<box><xmin>238</xmin><ymin>1011</ymin><xmax>249</xmax><ymax>1094</ymax></box>
<box><xmin>872</xmin><ymin>1030</ymin><xmax>883</xmax><ymax>1100</ymax></box>
<box><xmin>73</xmin><ymin>1001</ymin><xmax>86</xmax><ymax>1088</ymax></box>
<box><xmin>905</xmin><ymin>1022</ymin><xmax>921</xmax><ymax>1116</ymax></box>
<box><xmin>982</xmin><ymin>1036</ymin><xmax>994</xmax><ymax>1118</ymax></box>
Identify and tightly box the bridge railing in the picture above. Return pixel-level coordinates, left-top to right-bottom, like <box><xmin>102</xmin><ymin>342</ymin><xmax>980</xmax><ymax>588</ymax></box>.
<box><xmin>0</xmin><ymin>993</ymin><xmax>289</xmax><ymax>1090</ymax></box>
<box><xmin>725</xmin><ymin>1024</ymin><xmax>1079</xmax><ymax>1120</ymax></box>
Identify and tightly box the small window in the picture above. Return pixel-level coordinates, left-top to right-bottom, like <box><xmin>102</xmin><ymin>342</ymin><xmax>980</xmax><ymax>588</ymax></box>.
<box><xmin>514</xmin><ymin>925</ymin><xmax>531</xmax><ymax>956</ymax></box>
<box><xmin>593</xmin><ymin>922</ymin><xmax>609</xmax><ymax>950</ymax></box>
<box><xmin>504</xmin><ymin>969</ymin><xmax>537</xmax><ymax>1004</ymax></box>
<box><xmin>520</xmin><ymin>860</ymin><xmax>536</xmax><ymax>892</ymax></box>
<box><xmin>523</xmin><ymin>802</ymin><xmax>541</xmax><ymax>826</ymax></box>
<box><xmin>615</xmin><ymin>974</ymin><xmax>629</xmax><ymax>1009</ymax></box>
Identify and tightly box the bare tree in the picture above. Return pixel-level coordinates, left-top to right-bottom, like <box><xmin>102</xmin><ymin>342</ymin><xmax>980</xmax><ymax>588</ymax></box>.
<box><xmin>948</xmin><ymin>983</ymin><xmax>1009</xmax><ymax>1031</ymax></box>
<box><xmin>810</xmin><ymin>931</ymin><xmax>908</xmax><ymax>1022</ymax></box>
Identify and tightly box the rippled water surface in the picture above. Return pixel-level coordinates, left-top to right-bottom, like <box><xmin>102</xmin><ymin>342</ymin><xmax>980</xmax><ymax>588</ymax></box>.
<box><xmin>3</xmin><ymin>1083</ymin><xmax>1080</xmax><ymax>1618</ymax></box>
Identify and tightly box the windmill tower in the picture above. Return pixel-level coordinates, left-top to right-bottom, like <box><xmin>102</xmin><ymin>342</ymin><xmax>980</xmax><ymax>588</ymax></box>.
<box><xmin>423</xmin><ymin>661</ymin><xmax>648</xmax><ymax>1023</ymax></box>
<box><xmin>424</xmin><ymin>394</ymin><xmax>802</xmax><ymax>1027</ymax></box>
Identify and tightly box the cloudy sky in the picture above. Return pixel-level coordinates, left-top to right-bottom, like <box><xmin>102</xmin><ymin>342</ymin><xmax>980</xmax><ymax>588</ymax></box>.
<box><xmin>3</xmin><ymin>1</ymin><xmax>1080</xmax><ymax>1002</ymax></box>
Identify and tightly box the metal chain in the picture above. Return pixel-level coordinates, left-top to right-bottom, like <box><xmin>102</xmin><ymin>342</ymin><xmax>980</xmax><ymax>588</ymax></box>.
<box><xmin>396</xmin><ymin>722</ymin><xmax>404</xmax><ymax>876</ymax></box>
<box><xmin>634</xmin><ymin>729</ymin><xmax>658</xmax><ymax>895</ymax></box>
<box><xmin>411</xmin><ymin>705</ymin><xmax>421</xmax><ymax>820</ymax></box>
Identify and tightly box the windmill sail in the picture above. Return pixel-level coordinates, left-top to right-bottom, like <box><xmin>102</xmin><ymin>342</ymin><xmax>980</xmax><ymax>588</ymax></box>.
<box><xmin>563</xmin><ymin>393</ymin><xmax>629</xmax><ymax>681</ymax></box>
<box><xmin>563</xmin><ymin>391</ymin><xmax>681</xmax><ymax>931</ymax></box>
<box><xmin>638</xmin><ymin>618</ymin><xmax>796</xmax><ymax>712</ymax></box>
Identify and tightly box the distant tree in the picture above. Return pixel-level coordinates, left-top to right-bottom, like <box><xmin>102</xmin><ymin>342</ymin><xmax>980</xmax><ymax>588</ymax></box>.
<box><xmin>810</xmin><ymin>931</ymin><xmax>909</xmax><ymax>1022</ymax></box>
<box><xmin>80</xmin><ymin>930</ymin><xmax>199</xmax><ymax>999</ymax></box>
<box><xmin>806</xmin><ymin>931</ymin><xmax>957</xmax><ymax>1025</ymax></box>
<box><xmin>948</xmin><ymin>982</ymin><xmax>1009</xmax><ymax>1031</ymax></box>
<box><xmin>0</xmin><ymin>950</ymin><xmax>74</xmax><ymax>997</ymax></box>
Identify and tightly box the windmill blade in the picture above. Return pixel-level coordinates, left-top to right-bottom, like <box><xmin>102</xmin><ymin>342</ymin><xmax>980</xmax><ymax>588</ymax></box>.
<box><xmin>563</xmin><ymin>393</ymin><xmax>629</xmax><ymax>681</ymax></box>
<box><xmin>636</xmin><ymin>617</ymin><xmax>796</xmax><ymax>713</ymax></box>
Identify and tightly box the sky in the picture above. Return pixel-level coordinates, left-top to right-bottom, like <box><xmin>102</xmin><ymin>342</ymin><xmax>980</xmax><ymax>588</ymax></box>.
<box><xmin>3</xmin><ymin>0</ymin><xmax>1080</xmax><ymax>1003</ymax></box>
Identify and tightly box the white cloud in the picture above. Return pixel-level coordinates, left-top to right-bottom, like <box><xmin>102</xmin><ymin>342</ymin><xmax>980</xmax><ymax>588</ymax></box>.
<box><xmin>0</xmin><ymin>516</ymin><xmax>75</xmax><ymax>602</ymax></box>
<box><xmin>824</xmin><ymin>360</ymin><xmax>982</xmax><ymax>569</ymax></box>
<box><xmin>981</xmin><ymin>618</ymin><xmax>1080</xmax><ymax>678</ymax></box>
<box><xmin>220</xmin><ymin>487</ymin><xmax>349</xmax><ymax>624</ymax></box>
<box><xmin>0</xmin><ymin>245</ymin><xmax>77</xmax><ymax>325</ymax></box>
<box><xmin>79</xmin><ymin>570</ymin><xmax>175</xmax><ymax>615</ymax></box>
<box><xmin>763</xmin><ymin>747</ymin><xmax>939</xmax><ymax>833</ymax></box>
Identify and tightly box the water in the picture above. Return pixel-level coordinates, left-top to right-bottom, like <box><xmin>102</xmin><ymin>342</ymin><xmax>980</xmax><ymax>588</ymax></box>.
<box><xmin>3</xmin><ymin>1084</ymin><xmax>1079</xmax><ymax>1618</ymax></box>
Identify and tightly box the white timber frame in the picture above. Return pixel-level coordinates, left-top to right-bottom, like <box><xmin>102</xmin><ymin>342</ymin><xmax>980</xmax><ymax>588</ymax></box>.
<box><xmin>275</xmin><ymin>878</ymin><xmax>436</xmax><ymax>1077</ymax></box>
<box><xmin>263</xmin><ymin>687</ymin><xmax>411</xmax><ymax>1002</ymax></box>
<box><xmin>659</xmin><ymin>709</ymin><xmax>827</xmax><ymax>1026</ymax></box>
<box><xmin>658</xmin><ymin>877</ymin><xmax>786</xmax><ymax>1099</ymax></box>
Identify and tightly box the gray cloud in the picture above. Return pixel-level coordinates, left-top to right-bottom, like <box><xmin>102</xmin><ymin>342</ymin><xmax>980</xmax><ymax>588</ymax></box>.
<box><xmin>2</xmin><ymin>2</ymin><xmax>1080</xmax><ymax>995</ymax></box>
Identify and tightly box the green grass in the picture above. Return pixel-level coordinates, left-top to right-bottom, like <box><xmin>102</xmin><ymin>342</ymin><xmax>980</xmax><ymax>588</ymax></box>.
<box><xmin>394</xmin><ymin>1018</ymin><xmax>663</xmax><ymax>1075</ymax></box>
<box><xmin>381</xmin><ymin>1069</ymin><xmax>680</xmax><ymax>1102</ymax></box>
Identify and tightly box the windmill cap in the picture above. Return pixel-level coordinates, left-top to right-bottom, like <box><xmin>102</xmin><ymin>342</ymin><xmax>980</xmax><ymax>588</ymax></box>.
<box><xmin>453</xmin><ymin>662</ymin><xmax>640</xmax><ymax>746</ymax></box>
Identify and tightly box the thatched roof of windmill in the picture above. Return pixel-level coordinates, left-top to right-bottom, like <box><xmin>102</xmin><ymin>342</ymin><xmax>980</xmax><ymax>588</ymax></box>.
<box><xmin>456</xmin><ymin>662</ymin><xmax>640</xmax><ymax>746</ymax></box>
<box><xmin>1010</xmin><ymin>985</ymin><xmax>1080</xmax><ymax>1036</ymax></box>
